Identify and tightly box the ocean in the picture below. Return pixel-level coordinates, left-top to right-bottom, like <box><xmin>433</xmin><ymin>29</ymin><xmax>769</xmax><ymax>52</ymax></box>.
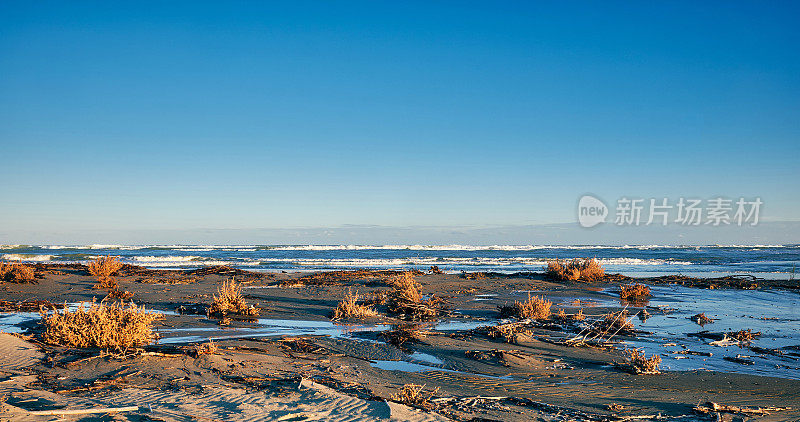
<box><xmin>2</xmin><ymin>244</ymin><xmax>798</xmax><ymax>279</ymax></box>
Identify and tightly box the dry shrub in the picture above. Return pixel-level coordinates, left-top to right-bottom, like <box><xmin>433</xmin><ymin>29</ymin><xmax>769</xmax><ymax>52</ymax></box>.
<box><xmin>332</xmin><ymin>289</ymin><xmax>379</xmax><ymax>319</ymax></box>
<box><xmin>483</xmin><ymin>322</ymin><xmax>530</xmax><ymax>344</ymax></box>
<box><xmin>691</xmin><ymin>313</ymin><xmax>714</xmax><ymax>326</ymax></box>
<box><xmin>545</xmin><ymin>258</ymin><xmax>605</xmax><ymax>281</ymax></box>
<box><xmin>381</xmin><ymin>324</ymin><xmax>426</xmax><ymax>349</ymax></box>
<box><xmin>40</xmin><ymin>301</ymin><xmax>162</xmax><ymax>351</ymax></box>
<box><xmin>87</xmin><ymin>256</ymin><xmax>124</xmax><ymax>290</ymax></box>
<box><xmin>553</xmin><ymin>308</ymin><xmax>584</xmax><ymax>322</ymax></box>
<box><xmin>388</xmin><ymin>272</ymin><xmax>440</xmax><ymax>320</ymax></box>
<box><xmin>105</xmin><ymin>289</ymin><xmax>134</xmax><ymax>301</ymax></box>
<box><xmin>0</xmin><ymin>262</ymin><xmax>36</xmax><ymax>283</ymax></box>
<box><xmin>191</xmin><ymin>341</ymin><xmax>219</xmax><ymax>357</ymax></box>
<box><xmin>619</xmin><ymin>349</ymin><xmax>661</xmax><ymax>374</ymax></box>
<box><xmin>619</xmin><ymin>283</ymin><xmax>651</xmax><ymax>300</ymax></box>
<box><xmin>391</xmin><ymin>383</ymin><xmax>438</xmax><ymax>410</ymax></box>
<box><xmin>208</xmin><ymin>278</ymin><xmax>260</xmax><ymax>318</ymax></box>
<box><xmin>499</xmin><ymin>294</ymin><xmax>551</xmax><ymax>320</ymax></box>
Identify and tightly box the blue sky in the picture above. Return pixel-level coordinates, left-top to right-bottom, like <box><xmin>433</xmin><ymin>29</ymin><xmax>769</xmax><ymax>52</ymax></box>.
<box><xmin>1</xmin><ymin>1</ymin><xmax>798</xmax><ymax>242</ymax></box>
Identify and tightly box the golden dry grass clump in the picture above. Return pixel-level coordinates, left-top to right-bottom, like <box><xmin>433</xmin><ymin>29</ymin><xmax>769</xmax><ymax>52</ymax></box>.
<box><xmin>332</xmin><ymin>288</ymin><xmax>379</xmax><ymax>319</ymax></box>
<box><xmin>190</xmin><ymin>341</ymin><xmax>219</xmax><ymax>357</ymax></box>
<box><xmin>619</xmin><ymin>283</ymin><xmax>651</xmax><ymax>300</ymax></box>
<box><xmin>499</xmin><ymin>294</ymin><xmax>552</xmax><ymax>320</ymax></box>
<box><xmin>0</xmin><ymin>262</ymin><xmax>36</xmax><ymax>283</ymax></box>
<box><xmin>105</xmin><ymin>289</ymin><xmax>134</xmax><ymax>301</ymax></box>
<box><xmin>87</xmin><ymin>256</ymin><xmax>124</xmax><ymax>289</ymax></box>
<box><xmin>391</xmin><ymin>383</ymin><xmax>438</xmax><ymax>410</ymax></box>
<box><xmin>619</xmin><ymin>349</ymin><xmax>661</xmax><ymax>374</ymax></box>
<box><xmin>207</xmin><ymin>278</ymin><xmax>260</xmax><ymax>318</ymax></box>
<box><xmin>545</xmin><ymin>258</ymin><xmax>605</xmax><ymax>281</ymax></box>
<box><xmin>387</xmin><ymin>272</ymin><xmax>440</xmax><ymax>320</ymax></box>
<box><xmin>40</xmin><ymin>301</ymin><xmax>163</xmax><ymax>351</ymax></box>
<box><xmin>553</xmin><ymin>308</ymin><xmax>585</xmax><ymax>322</ymax></box>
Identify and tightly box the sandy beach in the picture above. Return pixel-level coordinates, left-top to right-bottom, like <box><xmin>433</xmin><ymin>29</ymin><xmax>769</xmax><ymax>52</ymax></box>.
<box><xmin>1</xmin><ymin>264</ymin><xmax>798</xmax><ymax>421</ymax></box>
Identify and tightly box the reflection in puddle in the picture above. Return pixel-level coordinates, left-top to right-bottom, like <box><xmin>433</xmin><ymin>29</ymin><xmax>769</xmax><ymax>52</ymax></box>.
<box><xmin>371</xmin><ymin>360</ymin><xmax>512</xmax><ymax>380</ymax></box>
<box><xmin>0</xmin><ymin>312</ymin><xmax>40</xmax><ymax>333</ymax></box>
<box><xmin>158</xmin><ymin>319</ymin><xmax>390</xmax><ymax>344</ymax></box>
<box><xmin>410</xmin><ymin>351</ymin><xmax>443</xmax><ymax>365</ymax></box>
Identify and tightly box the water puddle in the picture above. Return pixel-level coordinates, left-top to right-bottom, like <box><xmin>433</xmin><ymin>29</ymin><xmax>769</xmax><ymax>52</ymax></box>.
<box><xmin>434</xmin><ymin>320</ymin><xmax>491</xmax><ymax>331</ymax></box>
<box><xmin>370</xmin><ymin>360</ymin><xmax>512</xmax><ymax>380</ymax></box>
<box><xmin>622</xmin><ymin>285</ymin><xmax>800</xmax><ymax>379</ymax></box>
<box><xmin>409</xmin><ymin>351</ymin><xmax>444</xmax><ymax>365</ymax></box>
<box><xmin>0</xmin><ymin>312</ymin><xmax>40</xmax><ymax>334</ymax></box>
<box><xmin>157</xmin><ymin>318</ymin><xmax>390</xmax><ymax>344</ymax></box>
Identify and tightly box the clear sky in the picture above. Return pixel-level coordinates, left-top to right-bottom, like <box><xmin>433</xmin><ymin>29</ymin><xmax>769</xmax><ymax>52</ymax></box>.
<box><xmin>1</xmin><ymin>1</ymin><xmax>798</xmax><ymax>242</ymax></box>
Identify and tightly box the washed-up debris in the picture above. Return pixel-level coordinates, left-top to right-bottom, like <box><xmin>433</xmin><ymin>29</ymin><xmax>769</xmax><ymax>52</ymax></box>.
<box><xmin>0</xmin><ymin>299</ymin><xmax>63</xmax><ymax>312</ymax></box>
<box><xmin>431</xmin><ymin>396</ymin><xmax>650</xmax><ymax>421</ymax></box>
<box><xmin>564</xmin><ymin>307</ymin><xmax>640</xmax><ymax>347</ymax></box>
<box><xmin>391</xmin><ymin>383</ymin><xmax>439</xmax><ymax>411</ymax></box>
<box><xmin>690</xmin><ymin>313</ymin><xmax>714</xmax><ymax>326</ymax></box>
<box><xmin>723</xmin><ymin>355</ymin><xmax>755</xmax><ymax>365</ymax></box>
<box><xmin>693</xmin><ymin>401</ymin><xmax>791</xmax><ymax>416</ymax></box>
<box><xmin>672</xmin><ymin>350</ymin><xmax>712</xmax><ymax>357</ymax></box>
<box><xmin>478</xmin><ymin>321</ymin><xmax>532</xmax><ymax>344</ymax></box>
<box><xmin>690</xmin><ymin>329</ymin><xmax>761</xmax><ymax>347</ymax></box>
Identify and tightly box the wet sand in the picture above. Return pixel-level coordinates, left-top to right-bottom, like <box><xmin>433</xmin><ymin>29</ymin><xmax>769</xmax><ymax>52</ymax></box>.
<box><xmin>1</xmin><ymin>265</ymin><xmax>799</xmax><ymax>421</ymax></box>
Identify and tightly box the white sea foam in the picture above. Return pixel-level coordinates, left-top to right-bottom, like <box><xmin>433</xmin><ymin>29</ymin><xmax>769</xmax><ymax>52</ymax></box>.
<box><xmin>1</xmin><ymin>254</ymin><xmax>54</xmax><ymax>262</ymax></box>
<box><xmin>31</xmin><ymin>244</ymin><xmax>795</xmax><ymax>252</ymax></box>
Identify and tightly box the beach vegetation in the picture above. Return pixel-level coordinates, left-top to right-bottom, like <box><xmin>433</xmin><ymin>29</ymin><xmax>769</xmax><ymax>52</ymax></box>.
<box><xmin>105</xmin><ymin>289</ymin><xmax>134</xmax><ymax>301</ymax></box>
<box><xmin>207</xmin><ymin>278</ymin><xmax>260</xmax><ymax>318</ymax></box>
<box><xmin>387</xmin><ymin>272</ymin><xmax>440</xmax><ymax>320</ymax></box>
<box><xmin>553</xmin><ymin>308</ymin><xmax>585</xmax><ymax>322</ymax></box>
<box><xmin>381</xmin><ymin>324</ymin><xmax>426</xmax><ymax>349</ymax></box>
<box><xmin>618</xmin><ymin>349</ymin><xmax>661</xmax><ymax>374</ymax></box>
<box><xmin>499</xmin><ymin>294</ymin><xmax>552</xmax><ymax>320</ymax></box>
<box><xmin>40</xmin><ymin>301</ymin><xmax>162</xmax><ymax>351</ymax></box>
<box><xmin>87</xmin><ymin>256</ymin><xmax>124</xmax><ymax>290</ymax></box>
<box><xmin>191</xmin><ymin>341</ymin><xmax>219</xmax><ymax>357</ymax></box>
<box><xmin>391</xmin><ymin>383</ymin><xmax>438</xmax><ymax>410</ymax></box>
<box><xmin>619</xmin><ymin>283</ymin><xmax>651</xmax><ymax>300</ymax></box>
<box><xmin>0</xmin><ymin>262</ymin><xmax>36</xmax><ymax>283</ymax></box>
<box><xmin>331</xmin><ymin>288</ymin><xmax>379</xmax><ymax>319</ymax></box>
<box><xmin>545</xmin><ymin>258</ymin><xmax>605</xmax><ymax>281</ymax></box>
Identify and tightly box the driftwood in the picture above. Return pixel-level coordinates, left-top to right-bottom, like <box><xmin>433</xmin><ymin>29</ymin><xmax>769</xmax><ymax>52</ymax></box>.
<box><xmin>694</xmin><ymin>401</ymin><xmax>791</xmax><ymax>416</ymax></box>
<box><xmin>29</xmin><ymin>405</ymin><xmax>139</xmax><ymax>415</ymax></box>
